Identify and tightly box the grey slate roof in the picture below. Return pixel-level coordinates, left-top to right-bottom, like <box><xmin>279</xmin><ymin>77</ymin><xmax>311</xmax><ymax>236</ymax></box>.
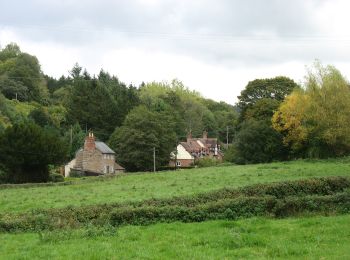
<box><xmin>95</xmin><ymin>141</ymin><xmax>115</xmax><ymax>154</ymax></box>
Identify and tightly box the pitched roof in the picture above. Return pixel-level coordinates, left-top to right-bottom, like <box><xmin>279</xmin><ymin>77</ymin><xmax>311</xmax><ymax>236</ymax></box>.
<box><xmin>114</xmin><ymin>162</ymin><xmax>125</xmax><ymax>170</ymax></box>
<box><xmin>180</xmin><ymin>140</ymin><xmax>202</xmax><ymax>152</ymax></box>
<box><xmin>95</xmin><ymin>141</ymin><xmax>115</xmax><ymax>154</ymax></box>
<box><xmin>170</xmin><ymin>144</ymin><xmax>194</xmax><ymax>160</ymax></box>
<box><xmin>199</xmin><ymin>138</ymin><xmax>217</xmax><ymax>148</ymax></box>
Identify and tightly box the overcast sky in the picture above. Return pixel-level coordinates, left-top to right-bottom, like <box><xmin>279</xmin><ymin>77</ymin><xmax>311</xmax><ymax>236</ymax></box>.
<box><xmin>1</xmin><ymin>0</ymin><xmax>350</xmax><ymax>104</ymax></box>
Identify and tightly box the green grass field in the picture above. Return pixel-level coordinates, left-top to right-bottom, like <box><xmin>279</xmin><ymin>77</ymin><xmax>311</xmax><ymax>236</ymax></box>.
<box><xmin>1</xmin><ymin>159</ymin><xmax>350</xmax><ymax>213</ymax></box>
<box><xmin>1</xmin><ymin>215</ymin><xmax>349</xmax><ymax>259</ymax></box>
<box><xmin>1</xmin><ymin>159</ymin><xmax>350</xmax><ymax>259</ymax></box>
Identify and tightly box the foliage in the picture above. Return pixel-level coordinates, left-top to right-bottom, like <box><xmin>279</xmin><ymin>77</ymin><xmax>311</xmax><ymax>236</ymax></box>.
<box><xmin>109</xmin><ymin>105</ymin><xmax>177</xmax><ymax>171</ymax></box>
<box><xmin>196</xmin><ymin>157</ymin><xmax>222</xmax><ymax>168</ymax></box>
<box><xmin>98</xmin><ymin>69</ymin><xmax>140</xmax><ymax>124</ymax></box>
<box><xmin>1</xmin><ymin>158</ymin><xmax>350</xmax><ymax>213</ymax></box>
<box><xmin>49</xmin><ymin>173</ymin><xmax>64</xmax><ymax>183</ymax></box>
<box><xmin>0</xmin><ymin>78</ymin><xmax>28</xmax><ymax>101</ymax></box>
<box><xmin>223</xmin><ymin>145</ymin><xmax>236</xmax><ymax>163</ymax></box>
<box><xmin>233</xmin><ymin>77</ymin><xmax>298</xmax><ymax>164</ymax></box>
<box><xmin>29</xmin><ymin>107</ymin><xmax>52</xmax><ymax>127</ymax></box>
<box><xmin>0</xmin><ymin>176</ymin><xmax>348</xmax><ymax>232</ymax></box>
<box><xmin>52</xmin><ymin>85</ymin><xmax>73</xmax><ymax>106</ymax></box>
<box><xmin>69</xmin><ymin>169</ymin><xmax>85</xmax><ymax>178</ymax></box>
<box><xmin>273</xmin><ymin>62</ymin><xmax>350</xmax><ymax>158</ymax></box>
<box><xmin>139</xmin><ymin>80</ymin><xmax>238</xmax><ymax>140</ymax></box>
<box><xmin>244</xmin><ymin>98</ymin><xmax>280</xmax><ymax>121</ymax></box>
<box><xmin>67</xmin><ymin>70</ymin><xmax>139</xmax><ymax>141</ymax></box>
<box><xmin>0</xmin><ymin>43</ymin><xmax>49</xmax><ymax>103</ymax></box>
<box><xmin>272</xmin><ymin>89</ymin><xmax>310</xmax><ymax>152</ymax></box>
<box><xmin>63</xmin><ymin>123</ymin><xmax>86</xmax><ymax>159</ymax></box>
<box><xmin>67</xmin><ymin>78</ymin><xmax>117</xmax><ymax>141</ymax></box>
<box><xmin>238</xmin><ymin>76</ymin><xmax>298</xmax><ymax>121</ymax></box>
<box><xmin>232</xmin><ymin>120</ymin><xmax>287</xmax><ymax>164</ymax></box>
<box><xmin>0</xmin><ymin>123</ymin><xmax>68</xmax><ymax>183</ymax></box>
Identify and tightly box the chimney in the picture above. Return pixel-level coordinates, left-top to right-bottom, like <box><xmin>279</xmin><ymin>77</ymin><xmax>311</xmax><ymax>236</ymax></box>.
<box><xmin>84</xmin><ymin>132</ymin><xmax>96</xmax><ymax>151</ymax></box>
<box><xmin>203</xmin><ymin>131</ymin><xmax>208</xmax><ymax>139</ymax></box>
<box><xmin>187</xmin><ymin>130</ymin><xmax>192</xmax><ymax>142</ymax></box>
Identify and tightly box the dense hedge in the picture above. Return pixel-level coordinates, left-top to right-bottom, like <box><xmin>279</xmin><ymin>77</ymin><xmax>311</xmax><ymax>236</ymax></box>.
<box><xmin>110</xmin><ymin>193</ymin><xmax>350</xmax><ymax>226</ymax></box>
<box><xmin>0</xmin><ymin>176</ymin><xmax>349</xmax><ymax>232</ymax></box>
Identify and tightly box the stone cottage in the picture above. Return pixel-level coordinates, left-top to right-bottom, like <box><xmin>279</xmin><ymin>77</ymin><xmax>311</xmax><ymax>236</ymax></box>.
<box><xmin>64</xmin><ymin>132</ymin><xmax>124</xmax><ymax>177</ymax></box>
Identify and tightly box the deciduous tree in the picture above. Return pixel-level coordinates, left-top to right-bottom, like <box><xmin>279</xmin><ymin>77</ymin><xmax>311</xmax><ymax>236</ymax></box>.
<box><xmin>108</xmin><ymin>106</ymin><xmax>177</xmax><ymax>172</ymax></box>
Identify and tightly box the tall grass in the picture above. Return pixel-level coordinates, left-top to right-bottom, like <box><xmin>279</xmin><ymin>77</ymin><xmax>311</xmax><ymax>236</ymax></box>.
<box><xmin>1</xmin><ymin>159</ymin><xmax>350</xmax><ymax>213</ymax></box>
<box><xmin>1</xmin><ymin>215</ymin><xmax>349</xmax><ymax>259</ymax></box>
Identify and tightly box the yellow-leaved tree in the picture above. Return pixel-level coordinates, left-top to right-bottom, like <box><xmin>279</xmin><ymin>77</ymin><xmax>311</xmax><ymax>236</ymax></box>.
<box><xmin>273</xmin><ymin>62</ymin><xmax>350</xmax><ymax>157</ymax></box>
<box><xmin>272</xmin><ymin>89</ymin><xmax>310</xmax><ymax>151</ymax></box>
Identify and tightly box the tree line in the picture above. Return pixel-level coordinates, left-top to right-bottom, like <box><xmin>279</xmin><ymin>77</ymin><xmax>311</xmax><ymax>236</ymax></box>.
<box><xmin>1</xmin><ymin>43</ymin><xmax>349</xmax><ymax>183</ymax></box>
<box><xmin>225</xmin><ymin>61</ymin><xmax>350</xmax><ymax>164</ymax></box>
<box><xmin>0</xmin><ymin>43</ymin><xmax>237</xmax><ymax>183</ymax></box>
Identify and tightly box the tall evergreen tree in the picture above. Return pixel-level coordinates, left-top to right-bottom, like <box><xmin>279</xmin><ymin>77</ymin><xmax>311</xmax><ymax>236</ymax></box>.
<box><xmin>0</xmin><ymin>123</ymin><xmax>68</xmax><ymax>183</ymax></box>
<box><xmin>67</xmin><ymin>78</ymin><xmax>118</xmax><ymax>141</ymax></box>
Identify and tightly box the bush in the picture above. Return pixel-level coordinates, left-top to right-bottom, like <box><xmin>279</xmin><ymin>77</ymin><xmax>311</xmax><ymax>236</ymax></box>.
<box><xmin>0</xmin><ymin>165</ymin><xmax>9</xmax><ymax>184</ymax></box>
<box><xmin>109</xmin><ymin>193</ymin><xmax>350</xmax><ymax>226</ymax></box>
<box><xmin>49</xmin><ymin>173</ymin><xmax>64</xmax><ymax>183</ymax></box>
<box><xmin>196</xmin><ymin>157</ymin><xmax>221</xmax><ymax>168</ymax></box>
<box><xmin>69</xmin><ymin>169</ymin><xmax>85</xmax><ymax>178</ymax></box>
<box><xmin>0</xmin><ymin>176</ymin><xmax>349</xmax><ymax>232</ymax></box>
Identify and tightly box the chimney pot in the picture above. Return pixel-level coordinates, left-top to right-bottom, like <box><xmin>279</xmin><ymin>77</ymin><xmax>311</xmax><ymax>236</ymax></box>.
<box><xmin>203</xmin><ymin>131</ymin><xmax>208</xmax><ymax>139</ymax></box>
<box><xmin>187</xmin><ymin>130</ymin><xmax>192</xmax><ymax>142</ymax></box>
<box><xmin>84</xmin><ymin>131</ymin><xmax>96</xmax><ymax>151</ymax></box>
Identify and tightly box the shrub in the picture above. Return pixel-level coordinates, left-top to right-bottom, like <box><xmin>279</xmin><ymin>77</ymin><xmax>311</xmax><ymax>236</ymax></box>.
<box><xmin>49</xmin><ymin>173</ymin><xmax>64</xmax><ymax>183</ymax></box>
<box><xmin>0</xmin><ymin>176</ymin><xmax>349</xmax><ymax>232</ymax></box>
<box><xmin>196</xmin><ymin>157</ymin><xmax>221</xmax><ymax>168</ymax></box>
<box><xmin>69</xmin><ymin>169</ymin><xmax>85</xmax><ymax>178</ymax></box>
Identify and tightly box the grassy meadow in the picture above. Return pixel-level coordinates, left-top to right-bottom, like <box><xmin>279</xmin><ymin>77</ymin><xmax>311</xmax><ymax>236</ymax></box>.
<box><xmin>1</xmin><ymin>215</ymin><xmax>350</xmax><ymax>259</ymax></box>
<box><xmin>1</xmin><ymin>159</ymin><xmax>350</xmax><ymax>213</ymax></box>
<box><xmin>1</xmin><ymin>158</ymin><xmax>350</xmax><ymax>259</ymax></box>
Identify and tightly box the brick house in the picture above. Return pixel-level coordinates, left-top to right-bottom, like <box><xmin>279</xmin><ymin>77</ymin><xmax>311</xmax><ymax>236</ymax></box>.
<box><xmin>64</xmin><ymin>132</ymin><xmax>124</xmax><ymax>177</ymax></box>
<box><xmin>170</xmin><ymin>143</ymin><xmax>195</xmax><ymax>168</ymax></box>
<box><xmin>170</xmin><ymin>131</ymin><xmax>223</xmax><ymax>168</ymax></box>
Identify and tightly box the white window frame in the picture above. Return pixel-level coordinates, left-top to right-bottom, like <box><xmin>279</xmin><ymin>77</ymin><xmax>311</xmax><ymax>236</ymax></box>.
<box><xmin>176</xmin><ymin>161</ymin><xmax>181</xmax><ymax>167</ymax></box>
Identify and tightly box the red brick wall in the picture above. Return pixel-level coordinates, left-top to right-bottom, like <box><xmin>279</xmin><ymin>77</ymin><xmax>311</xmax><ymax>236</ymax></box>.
<box><xmin>169</xmin><ymin>159</ymin><xmax>194</xmax><ymax>168</ymax></box>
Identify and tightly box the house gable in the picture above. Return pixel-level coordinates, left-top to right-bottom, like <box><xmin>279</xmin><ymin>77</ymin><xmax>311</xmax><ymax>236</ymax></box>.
<box><xmin>65</xmin><ymin>132</ymin><xmax>124</xmax><ymax>176</ymax></box>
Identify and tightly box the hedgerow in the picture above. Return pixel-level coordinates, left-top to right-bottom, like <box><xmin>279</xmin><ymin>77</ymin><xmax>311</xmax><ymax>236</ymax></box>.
<box><xmin>0</xmin><ymin>176</ymin><xmax>349</xmax><ymax>232</ymax></box>
<box><xmin>109</xmin><ymin>193</ymin><xmax>350</xmax><ymax>226</ymax></box>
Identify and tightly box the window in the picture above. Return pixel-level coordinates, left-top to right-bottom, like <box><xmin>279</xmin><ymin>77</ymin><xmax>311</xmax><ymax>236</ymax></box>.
<box><xmin>176</xmin><ymin>161</ymin><xmax>181</xmax><ymax>167</ymax></box>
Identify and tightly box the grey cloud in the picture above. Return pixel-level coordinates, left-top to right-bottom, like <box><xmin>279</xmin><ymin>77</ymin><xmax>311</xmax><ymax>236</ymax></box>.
<box><xmin>0</xmin><ymin>0</ymin><xmax>348</xmax><ymax>67</ymax></box>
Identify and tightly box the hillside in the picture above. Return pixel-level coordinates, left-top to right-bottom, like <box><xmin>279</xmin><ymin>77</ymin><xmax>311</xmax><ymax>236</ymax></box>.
<box><xmin>1</xmin><ymin>159</ymin><xmax>350</xmax><ymax>213</ymax></box>
<box><xmin>1</xmin><ymin>159</ymin><xmax>350</xmax><ymax>258</ymax></box>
